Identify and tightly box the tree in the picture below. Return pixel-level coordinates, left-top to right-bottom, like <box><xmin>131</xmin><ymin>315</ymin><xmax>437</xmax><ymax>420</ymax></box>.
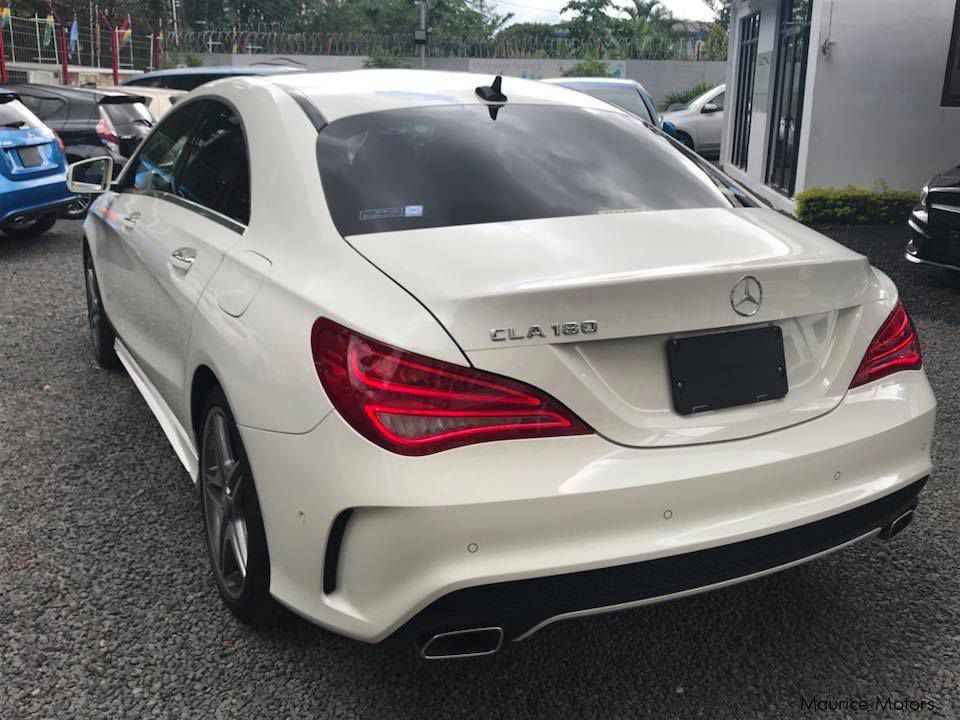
<box><xmin>702</xmin><ymin>0</ymin><xmax>731</xmax><ymax>27</ymax></box>
<box><xmin>618</xmin><ymin>0</ymin><xmax>679</xmax><ymax>60</ymax></box>
<box><xmin>701</xmin><ymin>21</ymin><xmax>728</xmax><ymax>61</ymax></box>
<box><xmin>562</xmin><ymin>0</ymin><xmax>618</xmax><ymax>57</ymax></box>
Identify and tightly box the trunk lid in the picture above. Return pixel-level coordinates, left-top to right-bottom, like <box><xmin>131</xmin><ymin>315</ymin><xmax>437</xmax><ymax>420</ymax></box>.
<box><xmin>0</xmin><ymin>126</ymin><xmax>63</xmax><ymax>181</ymax></box>
<box><xmin>348</xmin><ymin>207</ymin><xmax>885</xmax><ymax>447</ymax></box>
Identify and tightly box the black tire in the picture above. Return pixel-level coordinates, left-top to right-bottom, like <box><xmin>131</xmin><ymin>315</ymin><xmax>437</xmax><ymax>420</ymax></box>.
<box><xmin>199</xmin><ymin>386</ymin><xmax>276</xmax><ymax>625</ymax></box>
<box><xmin>83</xmin><ymin>247</ymin><xmax>120</xmax><ymax>369</ymax></box>
<box><xmin>2</xmin><ymin>212</ymin><xmax>57</xmax><ymax>238</ymax></box>
<box><xmin>675</xmin><ymin>131</ymin><xmax>696</xmax><ymax>152</ymax></box>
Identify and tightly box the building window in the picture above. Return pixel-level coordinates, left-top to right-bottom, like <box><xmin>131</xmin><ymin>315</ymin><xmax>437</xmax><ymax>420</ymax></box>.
<box><xmin>944</xmin><ymin>1</ymin><xmax>960</xmax><ymax>106</ymax></box>
<box><xmin>732</xmin><ymin>12</ymin><xmax>761</xmax><ymax>170</ymax></box>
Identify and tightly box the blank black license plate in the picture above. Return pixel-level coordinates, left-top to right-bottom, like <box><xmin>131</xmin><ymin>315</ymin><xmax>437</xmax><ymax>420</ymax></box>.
<box><xmin>17</xmin><ymin>146</ymin><xmax>42</xmax><ymax>167</ymax></box>
<box><xmin>666</xmin><ymin>326</ymin><xmax>788</xmax><ymax>415</ymax></box>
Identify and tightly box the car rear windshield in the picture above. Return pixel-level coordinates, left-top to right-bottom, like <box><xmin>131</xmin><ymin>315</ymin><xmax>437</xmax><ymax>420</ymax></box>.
<box><xmin>0</xmin><ymin>97</ymin><xmax>43</xmax><ymax>130</ymax></box>
<box><xmin>316</xmin><ymin>104</ymin><xmax>753</xmax><ymax>237</ymax></box>
<box><xmin>575</xmin><ymin>86</ymin><xmax>654</xmax><ymax>124</ymax></box>
<box><xmin>103</xmin><ymin>101</ymin><xmax>153</xmax><ymax>127</ymax></box>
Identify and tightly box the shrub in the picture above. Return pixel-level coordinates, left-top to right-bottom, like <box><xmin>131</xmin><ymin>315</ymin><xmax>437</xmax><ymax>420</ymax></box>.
<box><xmin>663</xmin><ymin>81</ymin><xmax>713</xmax><ymax>110</ymax></box>
<box><xmin>363</xmin><ymin>50</ymin><xmax>411</xmax><ymax>69</ymax></box>
<box><xmin>562</xmin><ymin>57</ymin><xmax>612</xmax><ymax>77</ymax></box>
<box><xmin>795</xmin><ymin>186</ymin><xmax>920</xmax><ymax>225</ymax></box>
<box><xmin>161</xmin><ymin>53</ymin><xmax>203</xmax><ymax>69</ymax></box>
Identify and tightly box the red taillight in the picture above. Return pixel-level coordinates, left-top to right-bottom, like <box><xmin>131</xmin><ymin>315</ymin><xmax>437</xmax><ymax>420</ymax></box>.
<box><xmin>53</xmin><ymin>132</ymin><xmax>64</xmax><ymax>151</ymax></box>
<box><xmin>311</xmin><ymin>318</ymin><xmax>592</xmax><ymax>455</ymax></box>
<box><xmin>96</xmin><ymin>110</ymin><xmax>119</xmax><ymax>151</ymax></box>
<box><xmin>850</xmin><ymin>300</ymin><xmax>922</xmax><ymax>389</ymax></box>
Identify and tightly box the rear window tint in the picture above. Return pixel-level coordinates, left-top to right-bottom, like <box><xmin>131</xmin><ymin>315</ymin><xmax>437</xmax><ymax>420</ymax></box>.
<box><xmin>104</xmin><ymin>101</ymin><xmax>153</xmax><ymax>127</ymax></box>
<box><xmin>576</xmin><ymin>86</ymin><xmax>654</xmax><ymax>123</ymax></box>
<box><xmin>316</xmin><ymin>104</ymin><xmax>752</xmax><ymax>237</ymax></box>
<box><xmin>0</xmin><ymin>97</ymin><xmax>43</xmax><ymax>129</ymax></box>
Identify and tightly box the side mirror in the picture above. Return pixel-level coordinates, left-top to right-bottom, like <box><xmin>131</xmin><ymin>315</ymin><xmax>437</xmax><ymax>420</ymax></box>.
<box><xmin>701</xmin><ymin>102</ymin><xmax>720</xmax><ymax>114</ymax></box>
<box><xmin>67</xmin><ymin>157</ymin><xmax>114</xmax><ymax>194</ymax></box>
<box><xmin>662</xmin><ymin>120</ymin><xmax>677</xmax><ymax>137</ymax></box>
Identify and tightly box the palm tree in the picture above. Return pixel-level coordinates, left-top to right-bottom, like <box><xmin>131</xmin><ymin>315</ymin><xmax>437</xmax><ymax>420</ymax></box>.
<box><xmin>619</xmin><ymin>0</ymin><xmax>679</xmax><ymax>59</ymax></box>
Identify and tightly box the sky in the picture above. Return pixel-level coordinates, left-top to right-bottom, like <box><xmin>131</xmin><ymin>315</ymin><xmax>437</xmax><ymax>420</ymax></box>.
<box><xmin>494</xmin><ymin>0</ymin><xmax>716</xmax><ymax>25</ymax></box>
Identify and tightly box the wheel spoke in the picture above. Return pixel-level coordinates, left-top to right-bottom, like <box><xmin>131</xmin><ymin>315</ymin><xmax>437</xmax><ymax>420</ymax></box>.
<box><xmin>202</xmin><ymin>406</ymin><xmax>249</xmax><ymax>597</ymax></box>
<box><xmin>218</xmin><ymin>509</ymin><xmax>233</xmax><ymax>573</ymax></box>
<box><xmin>230</xmin><ymin>519</ymin><xmax>248</xmax><ymax>579</ymax></box>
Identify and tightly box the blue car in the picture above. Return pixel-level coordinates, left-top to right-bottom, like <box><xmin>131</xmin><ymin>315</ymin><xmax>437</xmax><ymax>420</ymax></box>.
<box><xmin>0</xmin><ymin>91</ymin><xmax>72</xmax><ymax>238</ymax></box>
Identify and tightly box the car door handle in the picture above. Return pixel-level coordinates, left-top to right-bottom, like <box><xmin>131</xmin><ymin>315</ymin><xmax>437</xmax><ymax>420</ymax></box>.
<box><xmin>169</xmin><ymin>247</ymin><xmax>197</xmax><ymax>272</ymax></box>
<box><xmin>122</xmin><ymin>212</ymin><xmax>140</xmax><ymax>230</ymax></box>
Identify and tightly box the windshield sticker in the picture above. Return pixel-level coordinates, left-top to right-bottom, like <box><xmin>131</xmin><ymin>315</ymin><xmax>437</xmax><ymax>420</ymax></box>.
<box><xmin>359</xmin><ymin>207</ymin><xmax>405</xmax><ymax>221</ymax></box>
<box><xmin>404</xmin><ymin>205</ymin><xmax>424</xmax><ymax>218</ymax></box>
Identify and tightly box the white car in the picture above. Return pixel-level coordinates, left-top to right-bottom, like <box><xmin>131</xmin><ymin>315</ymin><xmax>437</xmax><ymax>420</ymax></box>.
<box><xmin>662</xmin><ymin>83</ymin><xmax>725</xmax><ymax>157</ymax></box>
<box><xmin>113</xmin><ymin>86</ymin><xmax>187</xmax><ymax>120</ymax></box>
<box><xmin>69</xmin><ymin>70</ymin><xmax>934</xmax><ymax>660</ymax></box>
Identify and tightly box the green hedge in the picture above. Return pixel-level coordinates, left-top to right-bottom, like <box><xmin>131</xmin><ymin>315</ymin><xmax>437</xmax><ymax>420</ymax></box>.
<box><xmin>795</xmin><ymin>186</ymin><xmax>920</xmax><ymax>225</ymax></box>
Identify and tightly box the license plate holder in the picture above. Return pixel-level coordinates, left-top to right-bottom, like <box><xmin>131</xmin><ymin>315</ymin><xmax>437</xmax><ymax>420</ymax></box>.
<box><xmin>17</xmin><ymin>146</ymin><xmax>42</xmax><ymax>168</ymax></box>
<box><xmin>666</xmin><ymin>326</ymin><xmax>788</xmax><ymax>415</ymax></box>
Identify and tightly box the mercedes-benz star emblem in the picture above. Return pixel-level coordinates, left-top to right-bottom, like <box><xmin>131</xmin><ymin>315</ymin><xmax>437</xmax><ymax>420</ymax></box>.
<box><xmin>730</xmin><ymin>276</ymin><xmax>763</xmax><ymax>317</ymax></box>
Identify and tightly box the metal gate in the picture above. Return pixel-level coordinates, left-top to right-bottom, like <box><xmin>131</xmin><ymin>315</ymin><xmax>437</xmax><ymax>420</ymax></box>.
<box><xmin>731</xmin><ymin>12</ymin><xmax>760</xmax><ymax>170</ymax></box>
<box><xmin>765</xmin><ymin>0</ymin><xmax>813</xmax><ymax>195</ymax></box>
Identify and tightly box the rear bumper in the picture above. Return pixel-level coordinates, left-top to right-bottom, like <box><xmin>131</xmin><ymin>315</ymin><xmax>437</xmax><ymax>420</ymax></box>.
<box><xmin>239</xmin><ymin>370</ymin><xmax>936</xmax><ymax>643</ymax></box>
<box><xmin>0</xmin><ymin>176</ymin><xmax>73</xmax><ymax>227</ymax></box>
<box><xmin>392</xmin><ymin>478</ymin><xmax>925</xmax><ymax>643</ymax></box>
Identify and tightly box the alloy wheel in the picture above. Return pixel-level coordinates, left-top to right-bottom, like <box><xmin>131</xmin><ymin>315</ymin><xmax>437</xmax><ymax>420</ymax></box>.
<box><xmin>84</xmin><ymin>256</ymin><xmax>103</xmax><ymax>356</ymax></box>
<box><xmin>64</xmin><ymin>195</ymin><xmax>92</xmax><ymax>219</ymax></box>
<box><xmin>202</xmin><ymin>408</ymin><xmax>250</xmax><ymax>600</ymax></box>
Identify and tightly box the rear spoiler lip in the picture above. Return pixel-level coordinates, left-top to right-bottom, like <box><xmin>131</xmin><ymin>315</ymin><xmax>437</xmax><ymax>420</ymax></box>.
<box><xmin>98</xmin><ymin>94</ymin><xmax>148</xmax><ymax>105</ymax></box>
<box><xmin>0</xmin><ymin>92</ymin><xmax>21</xmax><ymax>103</ymax></box>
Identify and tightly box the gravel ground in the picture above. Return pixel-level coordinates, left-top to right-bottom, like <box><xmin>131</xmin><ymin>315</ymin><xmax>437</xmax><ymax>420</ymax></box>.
<box><xmin>2</xmin><ymin>221</ymin><xmax>959</xmax><ymax>719</ymax></box>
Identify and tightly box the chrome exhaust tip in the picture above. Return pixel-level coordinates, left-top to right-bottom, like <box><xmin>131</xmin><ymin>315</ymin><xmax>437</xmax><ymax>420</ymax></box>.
<box><xmin>419</xmin><ymin>627</ymin><xmax>504</xmax><ymax>660</ymax></box>
<box><xmin>880</xmin><ymin>509</ymin><xmax>915</xmax><ymax>541</ymax></box>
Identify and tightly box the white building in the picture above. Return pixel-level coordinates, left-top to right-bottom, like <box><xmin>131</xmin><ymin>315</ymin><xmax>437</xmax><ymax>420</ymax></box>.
<box><xmin>721</xmin><ymin>0</ymin><xmax>960</xmax><ymax>212</ymax></box>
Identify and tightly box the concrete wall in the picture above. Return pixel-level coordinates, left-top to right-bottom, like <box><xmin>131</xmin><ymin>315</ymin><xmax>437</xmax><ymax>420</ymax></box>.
<box><xmin>802</xmin><ymin>0</ymin><xmax>960</xmax><ymax>192</ymax></box>
<box><xmin>625</xmin><ymin>60</ymin><xmax>727</xmax><ymax>108</ymax></box>
<box><xmin>200</xmin><ymin>52</ymin><xmax>726</xmax><ymax>107</ymax></box>
<box><xmin>723</xmin><ymin>0</ymin><xmax>960</xmax><ymax>211</ymax></box>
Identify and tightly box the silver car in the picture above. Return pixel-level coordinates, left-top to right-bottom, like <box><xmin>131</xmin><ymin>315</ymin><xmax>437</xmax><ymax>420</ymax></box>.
<box><xmin>662</xmin><ymin>83</ymin><xmax>725</xmax><ymax>158</ymax></box>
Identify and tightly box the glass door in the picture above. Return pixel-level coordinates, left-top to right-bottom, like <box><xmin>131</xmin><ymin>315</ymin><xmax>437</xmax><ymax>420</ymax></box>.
<box><xmin>765</xmin><ymin>0</ymin><xmax>813</xmax><ymax>195</ymax></box>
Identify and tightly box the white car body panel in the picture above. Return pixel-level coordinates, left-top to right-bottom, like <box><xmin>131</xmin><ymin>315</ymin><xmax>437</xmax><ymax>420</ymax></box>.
<box><xmin>244</xmin><ymin>370</ymin><xmax>933</xmax><ymax>642</ymax></box>
<box><xmin>79</xmin><ymin>70</ymin><xmax>935</xmax><ymax>647</ymax></box>
<box><xmin>663</xmin><ymin>83</ymin><xmax>725</xmax><ymax>155</ymax></box>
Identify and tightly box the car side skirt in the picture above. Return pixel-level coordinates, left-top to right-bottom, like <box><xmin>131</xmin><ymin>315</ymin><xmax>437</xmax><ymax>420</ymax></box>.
<box><xmin>115</xmin><ymin>339</ymin><xmax>199</xmax><ymax>481</ymax></box>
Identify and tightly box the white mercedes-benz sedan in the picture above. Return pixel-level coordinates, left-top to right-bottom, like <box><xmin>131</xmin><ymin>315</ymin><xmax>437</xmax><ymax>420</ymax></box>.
<box><xmin>69</xmin><ymin>70</ymin><xmax>935</xmax><ymax>659</ymax></box>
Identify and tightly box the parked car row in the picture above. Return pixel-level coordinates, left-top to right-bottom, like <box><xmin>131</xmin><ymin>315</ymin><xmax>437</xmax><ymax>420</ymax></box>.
<box><xmin>0</xmin><ymin>91</ymin><xmax>73</xmax><ymax>238</ymax></box>
<box><xmin>0</xmin><ymin>67</ymin><xmax>303</xmax><ymax>242</ymax></box>
<box><xmin>0</xmin><ymin>65</ymin><xmax>726</xmax><ymax>245</ymax></box>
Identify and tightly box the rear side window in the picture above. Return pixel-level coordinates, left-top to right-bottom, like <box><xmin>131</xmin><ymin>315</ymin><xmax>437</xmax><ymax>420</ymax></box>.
<box><xmin>175</xmin><ymin>101</ymin><xmax>250</xmax><ymax>224</ymax></box>
<box><xmin>0</xmin><ymin>97</ymin><xmax>43</xmax><ymax>129</ymax></box>
<box><xmin>15</xmin><ymin>93</ymin><xmax>65</xmax><ymax>121</ymax></box>
<box><xmin>316</xmin><ymin>104</ymin><xmax>752</xmax><ymax>236</ymax></box>
<box><xmin>166</xmin><ymin>74</ymin><xmax>226</xmax><ymax>91</ymax></box>
<box><xmin>103</xmin><ymin>101</ymin><xmax>153</xmax><ymax>127</ymax></box>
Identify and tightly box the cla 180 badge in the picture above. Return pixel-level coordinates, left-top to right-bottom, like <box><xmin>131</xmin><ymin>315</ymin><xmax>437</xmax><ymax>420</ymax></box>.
<box><xmin>490</xmin><ymin>321</ymin><xmax>599</xmax><ymax>342</ymax></box>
